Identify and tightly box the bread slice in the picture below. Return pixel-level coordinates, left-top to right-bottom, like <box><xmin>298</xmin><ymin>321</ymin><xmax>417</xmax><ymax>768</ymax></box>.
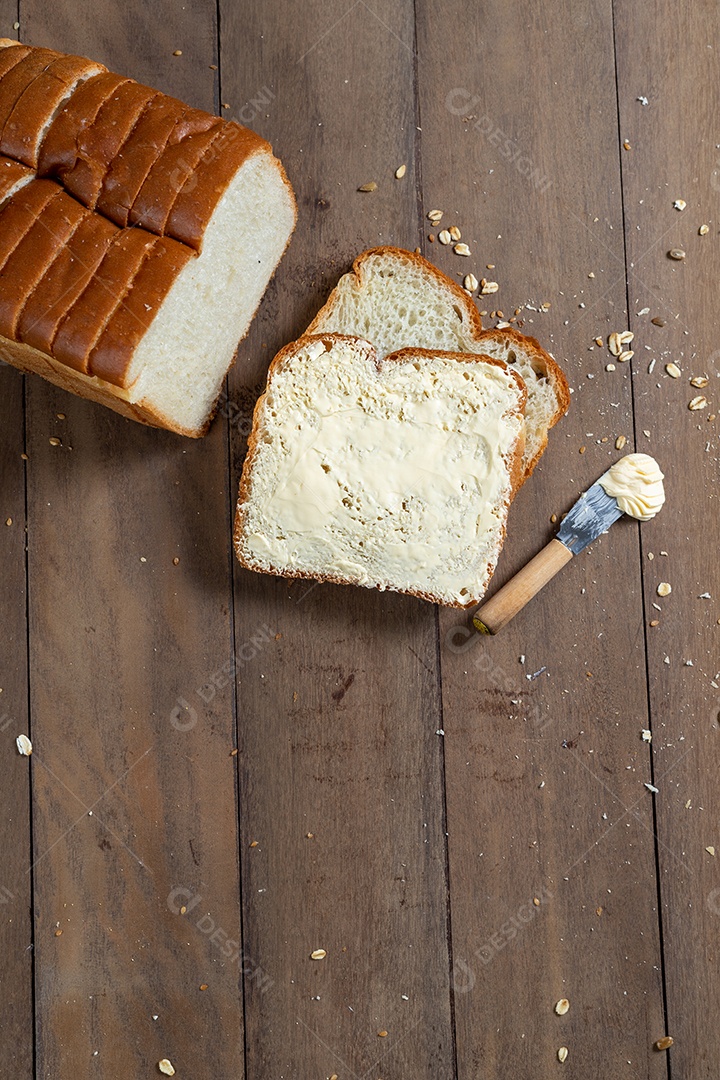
<box><xmin>306</xmin><ymin>247</ymin><xmax>570</xmax><ymax>479</ymax></box>
<box><xmin>234</xmin><ymin>334</ymin><xmax>526</xmax><ymax>607</ymax></box>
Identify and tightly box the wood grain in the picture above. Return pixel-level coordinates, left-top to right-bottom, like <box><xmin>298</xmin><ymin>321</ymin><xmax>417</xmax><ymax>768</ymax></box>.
<box><xmin>18</xmin><ymin>3</ymin><xmax>247</xmax><ymax>1076</ymax></box>
<box><xmin>417</xmin><ymin>0</ymin><xmax>667</xmax><ymax>1074</ymax></box>
<box><xmin>615</xmin><ymin>2</ymin><xmax>720</xmax><ymax>1073</ymax></box>
<box><xmin>0</xmin><ymin>285</ymin><xmax>33</xmax><ymax>1080</ymax></box>
<box><xmin>0</xmin><ymin>5</ymin><xmax>33</xmax><ymax>1075</ymax></box>
<box><xmin>1</xmin><ymin>0</ymin><xmax>719</xmax><ymax>1074</ymax></box>
<box><xmin>220</xmin><ymin>1</ymin><xmax>455</xmax><ymax>1075</ymax></box>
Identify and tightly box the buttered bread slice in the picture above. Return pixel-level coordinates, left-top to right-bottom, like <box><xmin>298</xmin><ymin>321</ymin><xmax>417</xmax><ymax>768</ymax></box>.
<box><xmin>234</xmin><ymin>335</ymin><xmax>526</xmax><ymax>607</ymax></box>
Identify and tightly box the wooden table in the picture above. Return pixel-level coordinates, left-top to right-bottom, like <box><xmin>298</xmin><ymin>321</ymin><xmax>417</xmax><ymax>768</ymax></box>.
<box><xmin>1</xmin><ymin>1</ymin><xmax>718</xmax><ymax>1076</ymax></box>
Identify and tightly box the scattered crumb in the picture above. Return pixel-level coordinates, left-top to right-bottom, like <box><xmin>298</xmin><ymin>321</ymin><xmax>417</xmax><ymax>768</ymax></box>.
<box><xmin>16</xmin><ymin>734</ymin><xmax>32</xmax><ymax>756</ymax></box>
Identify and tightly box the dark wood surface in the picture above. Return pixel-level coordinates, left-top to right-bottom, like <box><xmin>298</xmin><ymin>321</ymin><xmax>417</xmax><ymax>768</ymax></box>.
<box><xmin>0</xmin><ymin>1</ymin><xmax>717</xmax><ymax>1077</ymax></box>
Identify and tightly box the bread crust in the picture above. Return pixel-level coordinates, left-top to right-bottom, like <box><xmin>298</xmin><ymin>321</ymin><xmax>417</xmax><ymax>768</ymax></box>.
<box><xmin>0</xmin><ymin>178</ymin><xmax>62</xmax><ymax>268</ymax></box>
<box><xmin>0</xmin><ymin>44</ymin><xmax>31</xmax><ymax>80</ymax></box>
<box><xmin>51</xmin><ymin>228</ymin><xmax>158</xmax><ymax>372</ymax></box>
<box><xmin>0</xmin><ymin>48</ymin><xmax>60</xmax><ymax>132</ymax></box>
<box><xmin>128</xmin><ymin>123</ymin><xmax>221</xmax><ymax>235</ymax></box>
<box><xmin>0</xmin><ymin>154</ymin><xmax>34</xmax><ymax>198</ymax></box>
<box><xmin>233</xmin><ymin>333</ymin><xmax>526</xmax><ymax>608</ymax></box>
<box><xmin>307</xmin><ymin>246</ymin><xmax>570</xmax><ymax>480</ymax></box>
<box><xmin>61</xmin><ymin>80</ymin><xmax>158</xmax><ymax>208</ymax></box>
<box><xmin>1</xmin><ymin>54</ymin><xmax>106</xmax><ymax>167</ymax></box>
<box><xmin>37</xmin><ymin>71</ymin><xmax>129</xmax><ymax>177</ymax></box>
<box><xmin>17</xmin><ymin>208</ymin><xmax>117</xmax><ymax>353</ymax></box>
<box><xmin>0</xmin><ymin>189</ymin><xmax>89</xmax><ymax>337</ymax></box>
<box><xmin>95</xmin><ymin>95</ymin><xmax>202</xmax><ymax>228</ymax></box>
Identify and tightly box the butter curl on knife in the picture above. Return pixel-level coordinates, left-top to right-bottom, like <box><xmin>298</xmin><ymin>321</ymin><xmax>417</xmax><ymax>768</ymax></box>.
<box><xmin>472</xmin><ymin>454</ymin><xmax>665</xmax><ymax>635</ymax></box>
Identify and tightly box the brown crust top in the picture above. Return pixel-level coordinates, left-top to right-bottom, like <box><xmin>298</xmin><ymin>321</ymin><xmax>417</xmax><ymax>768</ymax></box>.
<box><xmin>0</xmin><ymin>48</ymin><xmax>60</xmax><ymax>133</ymax></box>
<box><xmin>1</xmin><ymin>54</ymin><xmax>106</xmax><ymax>166</ymax></box>
<box><xmin>128</xmin><ymin>123</ymin><xmax>221</xmax><ymax>235</ymax></box>
<box><xmin>37</xmin><ymin>71</ymin><xmax>129</xmax><ymax>177</ymax></box>
<box><xmin>95</xmin><ymin>94</ymin><xmax>194</xmax><ymax>228</ymax></box>
<box><xmin>17</xmin><ymin>208</ymin><xmax>117</xmax><ymax>353</ymax></box>
<box><xmin>0</xmin><ymin>44</ymin><xmax>32</xmax><ymax>80</ymax></box>
<box><xmin>0</xmin><ymin>154</ymin><xmax>33</xmax><ymax>199</ymax></box>
<box><xmin>234</xmin><ymin>333</ymin><xmax>527</xmax><ymax>608</ymax></box>
<box><xmin>61</xmin><ymin>81</ymin><xmax>159</xmax><ymax>208</ymax></box>
<box><xmin>0</xmin><ymin>178</ymin><xmax>62</xmax><ymax>268</ymax></box>
<box><xmin>51</xmin><ymin>228</ymin><xmax>158</xmax><ymax>373</ymax></box>
<box><xmin>0</xmin><ymin>189</ymin><xmax>89</xmax><ymax>337</ymax></box>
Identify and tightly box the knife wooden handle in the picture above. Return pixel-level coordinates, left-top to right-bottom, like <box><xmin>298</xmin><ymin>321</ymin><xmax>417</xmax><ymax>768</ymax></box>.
<box><xmin>472</xmin><ymin>539</ymin><xmax>574</xmax><ymax>635</ymax></box>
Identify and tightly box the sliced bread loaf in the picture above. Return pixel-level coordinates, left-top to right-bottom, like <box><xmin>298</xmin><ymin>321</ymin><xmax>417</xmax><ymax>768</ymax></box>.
<box><xmin>306</xmin><ymin>247</ymin><xmax>570</xmax><ymax>478</ymax></box>
<box><xmin>0</xmin><ymin>41</ymin><xmax>297</xmax><ymax>436</ymax></box>
<box><xmin>234</xmin><ymin>334</ymin><xmax>527</xmax><ymax>607</ymax></box>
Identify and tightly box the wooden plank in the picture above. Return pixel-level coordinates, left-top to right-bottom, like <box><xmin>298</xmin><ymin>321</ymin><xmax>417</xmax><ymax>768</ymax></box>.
<box><xmin>0</xmin><ymin>302</ymin><xmax>33</xmax><ymax>1077</ymax></box>
<box><xmin>416</xmin><ymin>0</ymin><xmax>668</xmax><ymax>1073</ymax></box>
<box><xmin>0</xmin><ymin>4</ymin><xmax>34</xmax><ymax>1075</ymax></box>
<box><xmin>220</xmin><ymin>2</ymin><xmax>456</xmax><ymax>1075</ymax></box>
<box><xmin>614</xmin><ymin>3</ymin><xmax>720</xmax><ymax>1073</ymax></box>
<box><xmin>17</xmin><ymin>4</ymin><xmax>248</xmax><ymax>1076</ymax></box>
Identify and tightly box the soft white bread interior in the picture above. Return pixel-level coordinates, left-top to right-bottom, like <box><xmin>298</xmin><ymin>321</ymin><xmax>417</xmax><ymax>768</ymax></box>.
<box><xmin>306</xmin><ymin>247</ymin><xmax>570</xmax><ymax>477</ymax></box>
<box><xmin>234</xmin><ymin>334</ymin><xmax>527</xmax><ymax>607</ymax></box>
<box><xmin>122</xmin><ymin>150</ymin><xmax>297</xmax><ymax>435</ymax></box>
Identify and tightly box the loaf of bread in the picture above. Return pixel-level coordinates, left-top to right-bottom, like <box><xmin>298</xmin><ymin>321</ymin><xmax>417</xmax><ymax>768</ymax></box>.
<box><xmin>0</xmin><ymin>41</ymin><xmax>296</xmax><ymax>436</ymax></box>
<box><xmin>234</xmin><ymin>334</ymin><xmax>527</xmax><ymax>607</ymax></box>
<box><xmin>306</xmin><ymin>247</ymin><xmax>569</xmax><ymax>478</ymax></box>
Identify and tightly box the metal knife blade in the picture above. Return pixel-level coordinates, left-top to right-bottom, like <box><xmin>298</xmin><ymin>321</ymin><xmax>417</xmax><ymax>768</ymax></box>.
<box><xmin>555</xmin><ymin>479</ymin><xmax>624</xmax><ymax>555</ymax></box>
